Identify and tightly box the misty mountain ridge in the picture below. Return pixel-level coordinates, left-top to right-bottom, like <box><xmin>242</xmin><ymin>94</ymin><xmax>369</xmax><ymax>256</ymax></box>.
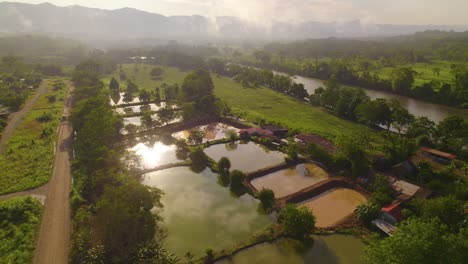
<box><xmin>1</xmin><ymin>1</ymin><xmax>468</xmax><ymax>43</ymax></box>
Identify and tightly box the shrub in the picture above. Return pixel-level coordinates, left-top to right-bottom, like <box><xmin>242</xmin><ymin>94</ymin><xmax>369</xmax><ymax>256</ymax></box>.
<box><xmin>278</xmin><ymin>204</ymin><xmax>315</xmax><ymax>239</ymax></box>
<box><xmin>189</xmin><ymin>148</ymin><xmax>208</xmax><ymax>172</ymax></box>
<box><xmin>258</xmin><ymin>188</ymin><xmax>275</xmax><ymax>212</ymax></box>
<box><xmin>355</xmin><ymin>202</ymin><xmax>380</xmax><ymax>223</ymax></box>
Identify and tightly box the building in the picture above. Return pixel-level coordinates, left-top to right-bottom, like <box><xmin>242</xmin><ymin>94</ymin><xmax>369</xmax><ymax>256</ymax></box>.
<box><xmin>295</xmin><ymin>133</ymin><xmax>335</xmax><ymax>152</ymax></box>
<box><xmin>381</xmin><ymin>203</ymin><xmax>403</xmax><ymax>224</ymax></box>
<box><xmin>388</xmin><ymin>177</ymin><xmax>421</xmax><ymax>201</ymax></box>
<box><xmin>261</xmin><ymin>125</ymin><xmax>289</xmax><ymax>138</ymax></box>
<box><xmin>420</xmin><ymin>147</ymin><xmax>456</xmax><ymax>164</ymax></box>
<box><xmin>239</xmin><ymin>128</ymin><xmax>274</xmax><ymax>138</ymax></box>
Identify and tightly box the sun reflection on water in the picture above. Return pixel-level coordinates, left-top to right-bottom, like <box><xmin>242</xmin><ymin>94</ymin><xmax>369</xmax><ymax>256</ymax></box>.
<box><xmin>130</xmin><ymin>142</ymin><xmax>178</xmax><ymax>169</ymax></box>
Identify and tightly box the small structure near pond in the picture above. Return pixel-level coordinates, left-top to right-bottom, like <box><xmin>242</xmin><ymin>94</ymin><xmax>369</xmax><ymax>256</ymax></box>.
<box><xmin>420</xmin><ymin>147</ymin><xmax>457</xmax><ymax>164</ymax></box>
<box><xmin>239</xmin><ymin>127</ymin><xmax>274</xmax><ymax>138</ymax></box>
<box><xmin>261</xmin><ymin>125</ymin><xmax>288</xmax><ymax>138</ymax></box>
<box><xmin>295</xmin><ymin>133</ymin><xmax>335</xmax><ymax>153</ymax></box>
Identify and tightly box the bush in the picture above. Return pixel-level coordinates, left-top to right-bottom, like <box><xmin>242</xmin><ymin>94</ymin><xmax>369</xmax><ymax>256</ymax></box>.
<box><xmin>278</xmin><ymin>204</ymin><xmax>315</xmax><ymax>239</ymax></box>
<box><xmin>189</xmin><ymin>148</ymin><xmax>208</xmax><ymax>173</ymax></box>
<box><xmin>355</xmin><ymin>202</ymin><xmax>380</xmax><ymax>223</ymax></box>
<box><xmin>230</xmin><ymin>170</ymin><xmax>246</xmax><ymax>193</ymax></box>
<box><xmin>258</xmin><ymin>188</ymin><xmax>275</xmax><ymax>212</ymax></box>
<box><xmin>217</xmin><ymin>157</ymin><xmax>231</xmax><ymax>176</ymax></box>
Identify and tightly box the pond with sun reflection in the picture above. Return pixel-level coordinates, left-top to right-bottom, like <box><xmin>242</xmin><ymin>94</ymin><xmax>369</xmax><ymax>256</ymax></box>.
<box><xmin>129</xmin><ymin>141</ymin><xmax>184</xmax><ymax>169</ymax></box>
<box><xmin>142</xmin><ymin>167</ymin><xmax>272</xmax><ymax>257</ymax></box>
<box><xmin>114</xmin><ymin>102</ymin><xmax>178</xmax><ymax>115</ymax></box>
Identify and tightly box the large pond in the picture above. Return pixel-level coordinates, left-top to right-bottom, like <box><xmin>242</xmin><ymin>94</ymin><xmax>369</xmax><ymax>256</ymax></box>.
<box><xmin>251</xmin><ymin>163</ymin><xmax>329</xmax><ymax>198</ymax></box>
<box><xmin>122</xmin><ymin>114</ymin><xmax>182</xmax><ymax>127</ymax></box>
<box><xmin>173</xmin><ymin>123</ymin><xmax>240</xmax><ymax>143</ymax></box>
<box><xmin>142</xmin><ymin>167</ymin><xmax>271</xmax><ymax>257</ymax></box>
<box><xmin>218</xmin><ymin>234</ymin><xmax>364</xmax><ymax>264</ymax></box>
<box><xmin>288</xmin><ymin>74</ymin><xmax>468</xmax><ymax>123</ymax></box>
<box><xmin>115</xmin><ymin>102</ymin><xmax>177</xmax><ymax>115</ymax></box>
<box><xmin>128</xmin><ymin>142</ymin><xmax>183</xmax><ymax>169</ymax></box>
<box><xmin>298</xmin><ymin>188</ymin><xmax>367</xmax><ymax>228</ymax></box>
<box><xmin>204</xmin><ymin>141</ymin><xmax>286</xmax><ymax>173</ymax></box>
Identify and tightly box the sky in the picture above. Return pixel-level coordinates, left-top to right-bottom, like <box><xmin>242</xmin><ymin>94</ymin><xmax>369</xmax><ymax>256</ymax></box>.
<box><xmin>7</xmin><ymin>0</ymin><xmax>468</xmax><ymax>25</ymax></box>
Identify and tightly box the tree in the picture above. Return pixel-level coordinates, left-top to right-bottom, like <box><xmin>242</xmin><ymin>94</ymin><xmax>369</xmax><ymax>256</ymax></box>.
<box><xmin>390</xmin><ymin>67</ymin><xmax>416</xmax><ymax>95</ymax></box>
<box><xmin>140</xmin><ymin>111</ymin><xmax>156</xmax><ymax>130</ymax></box>
<box><xmin>407</xmin><ymin>116</ymin><xmax>436</xmax><ymax>142</ymax></box>
<box><xmin>217</xmin><ymin>157</ymin><xmax>231</xmax><ymax>176</ymax></box>
<box><xmin>188</xmin><ymin>129</ymin><xmax>205</xmax><ymax>145</ymax></box>
<box><xmin>363</xmin><ymin>218</ymin><xmax>465</xmax><ymax>264</ymax></box>
<box><xmin>278</xmin><ymin>204</ymin><xmax>315</xmax><ymax>239</ymax></box>
<box><xmin>371</xmin><ymin>174</ymin><xmax>396</xmax><ymax>207</ymax></box>
<box><xmin>181</xmin><ymin>69</ymin><xmax>214</xmax><ymax>102</ymax></box>
<box><xmin>258</xmin><ymin>188</ymin><xmax>275</xmax><ymax>212</ymax></box>
<box><xmin>381</xmin><ymin>131</ymin><xmax>418</xmax><ymax>165</ymax></box>
<box><xmin>109</xmin><ymin>77</ymin><xmax>119</xmax><ymax>91</ymax></box>
<box><xmin>389</xmin><ymin>99</ymin><xmax>414</xmax><ymax>134</ymax></box>
<box><xmin>355</xmin><ymin>98</ymin><xmax>392</xmax><ymax>128</ymax></box>
<box><xmin>410</xmin><ymin>196</ymin><xmax>464</xmax><ymax>229</ymax></box>
<box><xmin>189</xmin><ymin>148</ymin><xmax>208</xmax><ymax>173</ymax></box>
<box><xmin>355</xmin><ymin>202</ymin><xmax>380</xmax><ymax>223</ymax></box>
<box><xmin>126</xmin><ymin>79</ymin><xmax>138</xmax><ymax>94</ymax></box>
<box><xmin>337</xmin><ymin>132</ymin><xmax>371</xmax><ymax>178</ymax></box>
<box><xmin>435</xmin><ymin>116</ymin><xmax>468</xmax><ymax>155</ymax></box>
<box><xmin>138</xmin><ymin>89</ymin><xmax>151</xmax><ymax>102</ymax></box>
<box><xmin>150</xmin><ymin>67</ymin><xmax>164</xmax><ymax>79</ymax></box>
<box><xmin>432</xmin><ymin>67</ymin><xmax>441</xmax><ymax>76</ymax></box>
<box><xmin>157</xmin><ymin>107</ymin><xmax>176</xmax><ymax>125</ymax></box>
<box><xmin>230</xmin><ymin>170</ymin><xmax>245</xmax><ymax>193</ymax></box>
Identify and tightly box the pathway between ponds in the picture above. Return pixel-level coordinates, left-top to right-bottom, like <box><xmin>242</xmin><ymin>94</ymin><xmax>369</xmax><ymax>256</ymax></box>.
<box><xmin>0</xmin><ymin>81</ymin><xmax>48</xmax><ymax>154</ymax></box>
<box><xmin>33</xmin><ymin>81</ymin><xmax>74</xmax><ymax>264</ymax></box>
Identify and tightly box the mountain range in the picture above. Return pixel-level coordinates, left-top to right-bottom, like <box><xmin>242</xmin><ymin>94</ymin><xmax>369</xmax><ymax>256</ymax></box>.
<box><xmin>1</xmin><ymin>1</ymin><xmax>468</xmax><ymax>44</ymax></box>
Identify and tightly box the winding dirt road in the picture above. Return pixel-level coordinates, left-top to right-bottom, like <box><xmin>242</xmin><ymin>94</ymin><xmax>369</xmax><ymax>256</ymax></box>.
<box><xmin>33</xmin><ymin>82</ymin><xmax>74</xmax><ymax>264</ymax></box>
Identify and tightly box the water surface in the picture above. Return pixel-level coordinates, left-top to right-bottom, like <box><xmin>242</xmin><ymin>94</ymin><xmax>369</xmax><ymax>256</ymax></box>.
<box><xmin>129</xmin><ymin>142</ymin><xmax>181</xmax><ymax>169</ymax></box>
<box><xmin>289</xmin><ymin>74</ymin><xmax>468</xmax><ymax>123</ymax></box>
<box><xmin>173</xmin><ymin>123</ymin><xmax>239</xmax><ymax>143</ymax></box>
<box><xmin>204</xmin><ymin>141</ymin><xmax>286</xmax><ymax>173</ymax></box>
<box><xmin>218</xmin><ymin>234</ymin><xmax>364</xmax><ymax>264</ymax></box>
<box><xmin>251</xmin><ymin>163</ymin><xmax>329</xmax><ymax>198</ymax></box>
<box><xmin>115</xmin><ymin>102</ymin><xmax>175</xmax><ymax>115</ymax></box>
<box><xmin>298</xmin><ymin>188</ymin><xmax>367</xmax><ymax>228</ymax></box>
<box><xmin>142</xmin><ymin>167</ymin><xmax>271</xmax><ymax>257</ymax></box>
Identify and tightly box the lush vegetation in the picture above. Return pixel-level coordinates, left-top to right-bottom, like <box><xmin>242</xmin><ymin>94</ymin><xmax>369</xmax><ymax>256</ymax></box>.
<box><xmin>0</xmin><ymin>79</ymin><xmax>67</xmax><ymax>194</ymax></box>
<box><xmin>277</xmin><ymin>204</ymin><xmax>315</xmax><ymax>239</ymax></box>
<box><xmin>235</xmin><ymin>31</ymin><xmax>468</xmax><ymax>108</ymax></box>
<box><xmin>0</xmin><ymin>197</ymin><xmax>42</xmax><ymax>264</ymax></box>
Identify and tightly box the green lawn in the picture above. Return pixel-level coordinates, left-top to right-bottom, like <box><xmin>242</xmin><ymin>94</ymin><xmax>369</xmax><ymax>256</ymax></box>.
<box><xmin>368</xmin><ymin>60</ymin><xmax>454</xmax><ymax>88</ymax></box>
<box><xmin>0</xmin><ymin>196</ymin><xmax>42</xmax><ymax>264</ymax></box>
<box><xmin>103</xmin><ymin>64</ymin><xmax>188</xmax><ymax>93</ymax></box>
<box><xmin>212</xmin><ymin>75</ymin><xmax>376</xmax><ymax>141</ymax></box>
<box><xmin>108</xmin><ymin>64</ymin><xmax>376</xmax><ymax>142</ymax></box>
<box><xmin>0</xmin><ymin>80</ymin><xmax>68</xmax><ymax>195</ymax></box>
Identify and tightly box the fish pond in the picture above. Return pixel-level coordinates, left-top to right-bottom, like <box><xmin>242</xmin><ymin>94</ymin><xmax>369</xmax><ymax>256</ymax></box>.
<box><xmin>142</xmin><ymin>167</ymin><xmax>272</xmax><ymax>257</ymax></box>
<box><xmin>129</xmin><ymin>142</ymin><xmax>183</xmax><ymax>169</ymax></box>
<box><xmin>251</xmin><ymin>163</ymin><xmax>330</xmax><ymax>198</ymax></box>
<box><xmin>298</xmin><ymin>188</ymin><xmax>367</xmax><ymax>228</ymax></box>
<box><xmin>217</xmin><ymin>234</ymin><xmax>364</xmax><ymax>264</ymax></box>
<box><xmin>114</xmin><ymin>102</ymin><xmax>177</xmax><ymax>115</ymax></box>
<box><xmin>172</xmin><ymin>123</ymin><xmax>240</xmax><ymax>143</ymax></box>
<box><xmin>204</xmin><ymin>141</ymin><xmax>286</xmax><ymax>173</ymax></box>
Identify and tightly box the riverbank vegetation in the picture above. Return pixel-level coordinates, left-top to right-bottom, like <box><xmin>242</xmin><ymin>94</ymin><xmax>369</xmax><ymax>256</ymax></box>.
<box><xmin>0</xmin><ymin>79</ymin><xmax>68</xmax><ymax>194</ymax></box>
<box><xmin>0</xmin><ymin>197</ymin><xmax>42</xmax><ymax>264</ymax></box>
<box><xmin>235</xmin><ymin>31</ymin><xmax>468</xmax><ymax>108</ymax></box>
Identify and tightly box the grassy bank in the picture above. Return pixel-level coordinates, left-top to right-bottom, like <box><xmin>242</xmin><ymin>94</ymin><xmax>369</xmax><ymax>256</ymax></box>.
<box><xmin>108</xmin><ymin>64</ymin><xmax>376</xmax><ymax>142</ymax></box>
<box><xmin>0</xmin><ymin>196</ymin><xmax>43</xmax><ymax>263</ymax></box>
<box><xmin>0</xmin><ymin>79</ymin><xmax>68</xmax><ymax>194</ymax></box>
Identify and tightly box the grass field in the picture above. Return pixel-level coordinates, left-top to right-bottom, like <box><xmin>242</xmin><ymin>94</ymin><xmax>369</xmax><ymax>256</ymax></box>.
<box><xmin>103</xmin><ymin>64</ymin><xmax>189</xmax><ymax>94</ymax></box>
<box><xmin>108</xmin><ymin>64</ymin><xmax>377</xmax><ymax>142</ymax></box>
<box><xmin>0</xmin><ymin>196</ymin><xmax>42</xmax><ymax>264</ymax></box>
<box><xmin>0</xmin><ymin>79</ymin><xmax>68</xmax><ymax>195</ymax></box>
<box><xmin>367</xmin><ymin>60</ymin><xmax>454</xmax><ymax>88</ymax></box>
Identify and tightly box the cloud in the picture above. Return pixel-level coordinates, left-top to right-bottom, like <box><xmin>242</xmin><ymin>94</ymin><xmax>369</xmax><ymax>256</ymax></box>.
<box><xmin>172</xmin><ymin>0</ymin><xmax>370</xmax><ymax>25</ymax></box>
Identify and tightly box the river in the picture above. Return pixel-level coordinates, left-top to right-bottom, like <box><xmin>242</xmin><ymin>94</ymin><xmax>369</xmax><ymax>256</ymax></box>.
<box><xmin>282</xmin><ymin>73</ymin><xmax>468</xmax><ymax>123</ymax></box>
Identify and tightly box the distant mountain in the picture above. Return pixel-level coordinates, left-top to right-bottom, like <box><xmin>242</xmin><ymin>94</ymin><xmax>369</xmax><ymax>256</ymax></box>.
<box><xmin>1</xmin><ymin>1</ymin><xmax>467</xmax><ymax>43</ymax></box>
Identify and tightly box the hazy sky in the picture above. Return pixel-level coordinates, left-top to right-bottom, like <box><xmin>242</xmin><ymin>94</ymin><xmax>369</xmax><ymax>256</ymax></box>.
<box><xmin>9</xmin><ymin>0</ymin><xmax>468</xmax><ymax>25</ymax></box>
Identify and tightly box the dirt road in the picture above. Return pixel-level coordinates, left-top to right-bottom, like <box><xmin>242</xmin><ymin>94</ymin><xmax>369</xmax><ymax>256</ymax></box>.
<box><xmin>0</xmin><ymin>82</ymin><xmax>47</xmax><ymax>154</ymax></box>
<box><xmin>33</xmin><ymin>83</ymin><xmax>74</xmax><ymax>264</ymax></box>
